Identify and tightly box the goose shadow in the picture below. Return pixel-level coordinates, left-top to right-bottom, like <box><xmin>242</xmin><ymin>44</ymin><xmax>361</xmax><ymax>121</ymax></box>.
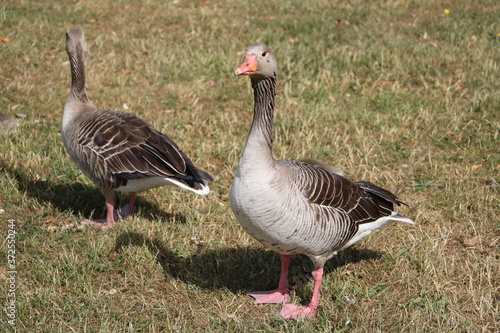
<box><xmin>1</xmin><ymin>162</ymin><xmax>185</xmax><ymax>223</ymax></box>
<box><xmin>114</xmin><ymin>231</ymin><xmax>383</xmax><ymax>295</ymax></box>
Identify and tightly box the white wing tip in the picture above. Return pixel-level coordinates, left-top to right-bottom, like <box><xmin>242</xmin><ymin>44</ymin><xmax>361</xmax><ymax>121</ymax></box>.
<box><xmin>176</xmin><ymin>180</ymin><xmax>210</xmax><ymax>195</ymax></box>
<box><xmin>194</xmin><ymin>185</ymin><xmax>210</xmax><ymax>195</ymax></box>
<box><xmin>390</xmin><ymin>212</ymin><xmax>415</xmax><ymax>224</ymax></box>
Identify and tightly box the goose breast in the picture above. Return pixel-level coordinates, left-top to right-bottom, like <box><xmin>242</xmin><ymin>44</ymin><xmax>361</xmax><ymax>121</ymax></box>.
<box><xmin>230</xmin><ymin>160</ymin><xmax>361</xmax><ymax>257</ymax></box>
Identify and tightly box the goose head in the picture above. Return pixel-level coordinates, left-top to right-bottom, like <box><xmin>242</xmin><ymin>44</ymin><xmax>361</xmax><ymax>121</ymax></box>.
<box><xmin>234</xmin><ymin>45</ymin><xmax>277</xmax><ymax>79</ymax></box>
<box><xmin>66</xmin><ymin>29</ymin><xmax>88</xmax><ymax>64</ymax></box>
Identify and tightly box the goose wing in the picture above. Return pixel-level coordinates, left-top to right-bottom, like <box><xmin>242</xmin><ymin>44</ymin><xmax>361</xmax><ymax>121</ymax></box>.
<box><xmin>77</xmin><ymin>109</ymin><xmax>212</xmax><ymax>190</ymax></box>
<box><xmin>288</xmin><ymin>160</ymin><xmax>403</xmax><ymax>224</ymax></box>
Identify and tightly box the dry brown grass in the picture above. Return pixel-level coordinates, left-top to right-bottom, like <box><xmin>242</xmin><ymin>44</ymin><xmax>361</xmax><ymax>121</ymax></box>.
<box><xmin>1</xmin><ymin>0</ymin><xmax>498</xmax><ymax>332</ymax></box>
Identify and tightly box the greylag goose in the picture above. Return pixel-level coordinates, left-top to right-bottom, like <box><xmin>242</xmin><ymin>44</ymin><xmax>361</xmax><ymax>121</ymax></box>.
<box><xmin>230</xmin><ymin>45</ymin><xmax>413</xmax><ymax>320</ymax></box>
<box><xmin>61</xmin><ymin>29</ymin><xmax>212</xmax><ymax>228</ymax></box>
<box><xmin>0</xmin><ymin>111</ymin><xmax>19</xmax><ymax>134</ymax></box>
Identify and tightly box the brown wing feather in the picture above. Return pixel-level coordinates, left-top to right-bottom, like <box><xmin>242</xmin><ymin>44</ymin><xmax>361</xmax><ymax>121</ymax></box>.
<box><xmin>77</xmin><ymin>109</ymin><xmax>212</xmax><ymax>189</ymax></box>
<box><xmin>289</xmin><ymin>160</ymin><xmax>403</xmax><ymax>225</ymax></box>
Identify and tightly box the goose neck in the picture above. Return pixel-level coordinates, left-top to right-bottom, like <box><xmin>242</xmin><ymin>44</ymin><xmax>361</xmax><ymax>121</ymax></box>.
<box><xmin>68</xmin><ymin>51</ymin><xmax>89</xmax><ymax>102</ymax></box>
<box><xmin>241</xmin><ymin>76</ymin><xmax>277</xmax><ymax>165</ymax></box>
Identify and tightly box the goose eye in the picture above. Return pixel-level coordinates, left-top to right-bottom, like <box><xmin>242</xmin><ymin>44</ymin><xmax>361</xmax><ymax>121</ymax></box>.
<box><xmin>261</xmin><ymin>52</ymin><xmax>267</xmax><ymax>57</ymax></box>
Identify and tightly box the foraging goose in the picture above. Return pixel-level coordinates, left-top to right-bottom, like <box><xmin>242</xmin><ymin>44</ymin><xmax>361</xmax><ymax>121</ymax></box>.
<box><xmin>230</xmin><ymin>45</ymin><xmax>413</xmax><ymax>320</ymax></box>
<box><xmin>0</xmin><ymin>111</ymin><xmax>19</xmax><ymax>134</ymax></box>
<box><xmin>61</xmin><ymin>29</ymin><xmax>212</xmax><ymax>228</ymax></box>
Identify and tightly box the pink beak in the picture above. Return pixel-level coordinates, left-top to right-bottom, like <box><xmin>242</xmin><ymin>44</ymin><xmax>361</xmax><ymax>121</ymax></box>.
<box><xmin>234</xmin><ymin>54</ymin><xmax>258</xmax><ymax>75</ymax></box>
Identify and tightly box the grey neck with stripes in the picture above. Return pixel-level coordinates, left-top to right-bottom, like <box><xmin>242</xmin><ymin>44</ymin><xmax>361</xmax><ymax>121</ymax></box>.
<box><xmin>241</xmin><ymin>75</ymin><xmax>277</xmax><ymax>165</ymax></box>
<box><xmin>68</xmin><ymin>46</ymin><xmax>89</xmax><ymax>103</ymax></box>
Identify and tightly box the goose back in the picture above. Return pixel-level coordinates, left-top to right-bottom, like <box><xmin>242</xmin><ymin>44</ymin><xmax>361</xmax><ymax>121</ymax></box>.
<box><xmin>62</xmin><ymin>108</ymin><xmax>212</xmax><ymax>194</ymax></box>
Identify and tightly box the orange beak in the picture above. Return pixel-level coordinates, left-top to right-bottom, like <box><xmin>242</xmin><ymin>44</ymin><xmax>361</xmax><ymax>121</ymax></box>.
<box><xmin>234</xmin><ymin>55</ymin><xmax>258</xmax><ymax>75</ymax></box>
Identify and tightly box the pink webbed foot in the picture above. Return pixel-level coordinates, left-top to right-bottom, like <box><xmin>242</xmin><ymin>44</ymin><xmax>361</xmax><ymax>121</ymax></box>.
<box><xmin>279</xmin><ymin>267</ymin><xmax>324</xmax><ymax>320</ymax></box>
<box><xmin>114</xmin><ymin>193</ymin><xmax>137</xmax><ymax>219</ymax></box>
<box><xmin>114</xmin><ymin>203</ymin><xmax>133</xmax><ymax>219</ymax></box>
<box><xmin>280</xmin><ymin>303</ymin><xmax>316</xmax><ymax>320</ymax></box>
<box><xmin>89</xmin><ymin>196</ymin><xmax>119</xmax><ymax>229</ymax></box>
<box><xmin>247</xmin><ymin>290</ymin><xmax>290</xmax><ymax>304</ymax></box>
<box><xmin>89</xmin><ymin>206</ymin><xmax>125</xmax><ymax>228</ymax></box>
<box><xmin>248</xmin><ymin>255</ymin><xmax>292</xmax><ymax>304</ymax></box>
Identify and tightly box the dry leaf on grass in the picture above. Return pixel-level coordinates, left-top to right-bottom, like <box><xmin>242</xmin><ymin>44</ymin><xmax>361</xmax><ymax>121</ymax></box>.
<box><xmin>47</xmin><ymin>220</ymin><xmax>91</xmax><ymax>231</ymax></box>
<box><xmin>464</xmin><ymin>236</ymin><xmax>480</xmax><ymax>247</ymax></box>
<box><xmin>99</xmin><ymin>289</ymin><xmax>117</xmax><ymax>295</ymax></box>
<box><xmin>44</xmin><ymin>218</ymin><xmax>65</xmax><ymax>224</ymax></box>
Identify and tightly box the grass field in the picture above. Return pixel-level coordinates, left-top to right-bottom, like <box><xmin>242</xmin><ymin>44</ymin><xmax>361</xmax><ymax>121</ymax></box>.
<box><xmin>1</xmin><ymin>0</ymin><xmax>499</xmax><ymax>331</ymax></box>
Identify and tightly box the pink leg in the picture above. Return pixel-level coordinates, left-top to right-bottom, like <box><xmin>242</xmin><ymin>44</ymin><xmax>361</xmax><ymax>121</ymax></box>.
<box><xmin>247</xmin><ymin>255</ymin><xmax>291</xmax><ymax>304</ymax></box>
<box><xmin>280</xmin><ymin>267</ymin><xmax>324</xmax><ymax>320</ymax></box>
<box><xmin>90</xmin><ymin>193</ymin><xmax>136</xmax><ymax>228</ymax></box>
<box><xmin>115</xmin><ymin>193</ymin><xmax>136</xmax><ymax>219</ymax></box>
<box><xmin>90</xmin><ymin>196</ymin><xmax>117</xmax><ymax>228</ymax></box>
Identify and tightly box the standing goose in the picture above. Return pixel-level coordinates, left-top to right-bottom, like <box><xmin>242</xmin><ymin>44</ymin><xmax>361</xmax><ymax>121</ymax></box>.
<box><xmin>230</xmin><ymin>45</ymin><xmax>413</xmax><ymax>320</ymax></box>
<box><xmin>62</xmin><ymin>29</ymin><xmax>212</xmax><ymax>228</ymax></box>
